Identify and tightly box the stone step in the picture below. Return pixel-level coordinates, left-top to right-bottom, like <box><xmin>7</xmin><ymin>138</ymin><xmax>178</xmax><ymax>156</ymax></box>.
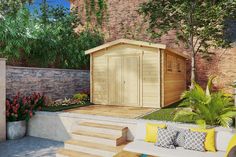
<box><xmin>71</xmin><ymin>130</ymin><xmax>126</xmax><ymax>146</ymax></box>
<box><xmin>64</xmin><ymin>140</ymin><xmax>120</xmax><ymax>157</ymax></box>
<box><xmin>56</xmin><ymin>148</ymin><xmax>102</xmax><ymax>157</ymax></box>
<box><xmin>78</xmin><ymin>122</ymin><xmax>128</xmax><ymax>136</ymax></box>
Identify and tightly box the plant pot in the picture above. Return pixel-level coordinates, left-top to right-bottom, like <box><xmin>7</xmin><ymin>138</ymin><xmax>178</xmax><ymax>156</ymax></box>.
<box><xmin>7</xmin><ymin>120</ymin><xmax>26</xmax><ymax>140</ymax></box>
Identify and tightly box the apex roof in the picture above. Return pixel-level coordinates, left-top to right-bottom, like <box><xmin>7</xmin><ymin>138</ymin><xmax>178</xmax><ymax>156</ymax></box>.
<box><xmin>85</xmin><ymin>39</ymin><xmax>189</xmax><ymax>59</ymax></box>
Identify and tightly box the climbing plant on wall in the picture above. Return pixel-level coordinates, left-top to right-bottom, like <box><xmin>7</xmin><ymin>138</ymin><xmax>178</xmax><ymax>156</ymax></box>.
<box><xmin>83</xmin><ymin>0</ymin><xmax>108</xmax><ymax>27</ymax></box>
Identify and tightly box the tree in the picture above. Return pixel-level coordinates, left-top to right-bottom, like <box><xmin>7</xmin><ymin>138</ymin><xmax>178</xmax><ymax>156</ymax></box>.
<box><xmin>0</xmin><ymin>0</ymin><xmax>32</xmax><ymax>16</ymax></box>
<box><xmin>0</xmin><ymin>5</ymin><xmax>104</xmax><ymax>69</ymax></box>
<box><xmin>139</xmin><ymin>0</ymin><xmax>236</xmax><ymax>88</ymax></box>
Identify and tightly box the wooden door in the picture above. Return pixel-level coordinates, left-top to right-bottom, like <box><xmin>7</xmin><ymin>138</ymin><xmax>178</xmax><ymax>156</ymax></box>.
<box><xmin>122</xmin><ymin>56</ymin><xmax>140</xmax><ymax>106</ymax></box>
<box><xmin>108</xmin><ymin>56</ymin><xmax>122</xmax><ymax>105</ymax></box>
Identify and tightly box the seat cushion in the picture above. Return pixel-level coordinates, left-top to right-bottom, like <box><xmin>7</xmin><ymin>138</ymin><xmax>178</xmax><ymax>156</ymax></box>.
<box><xmin>145</xmin><ymin>123</ymin><xmax>166</xmax><ymax>143</ymax></box>
<box><xmin>191</xmin><ymin>128</ymin><xmax>216</xmax><ymax>152</ymax></box>
<box><xmin>124</xmin><ymin>140</ymin><xmax>225</xmax><ymax>157</ymax></box>
<box><xmin>225</xmin><ymin>134</ymin><xmax>236</xmax><ymax>157</ymax></box>
<box><xmin>155</xmin><ymin>128</ymin><xmax>177</xmax><ymax>149</ymax></box>
<box><xmin>215</xmin><ymin>131</ymin><xmax>235</xmax><ymax>151</ymax></box>
<box><xmin>184</xmin><ymin>130</ymin><xmax>206</xmax><ymax>152</ymax></box>
<box><xmin>167</xmin><ymin>125</ymin><xmax>187</xmax><ymax>147</ymax></box>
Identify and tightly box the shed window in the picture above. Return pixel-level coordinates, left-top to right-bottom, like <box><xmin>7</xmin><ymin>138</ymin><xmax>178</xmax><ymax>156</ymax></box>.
<box><xmin>177</xmin><ymin>59</ymin><xmax>181</xmax><ymax>72</ymax></box>
<box><xmin>167</xmin><ymin>55</ymin><xmax>173</xmax><ymax>72</ymax></box>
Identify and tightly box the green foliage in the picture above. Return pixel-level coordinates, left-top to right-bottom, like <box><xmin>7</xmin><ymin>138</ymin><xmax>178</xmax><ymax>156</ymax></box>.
<box><xmin>6</xmin><ymin>93</ymin><xmax>46</xmax><ymax>122</ymax></box>
<box><xmin>0</xmin><ymin>8</ymin><xmax>33</xmax><ymax>60</ymax></box>
<box><xmin>0</xmin><ymin>5</ymin><xmax>104</xmax><ymax>69</ymax></box>
<box><xmin>83</xmin><ymin>0</ymin><xmax>108</xmax><ymax>27</ymax></box>
<box><xmin>0</xmin><ymin>0</ymin><xmax>32</xmax><ymax>15</ymax></box>
<box><xmin>42</xmin><ymin>103</ymin><xmax>91</xmax><ymax>112</ymax></box>
<box><xmin>139</xmin><ymin>0</ymin><xmax>236</xmax><ymax>83</ymax></box>
<box><xmin>174</xmin><ymin>77</ymin><xmax>236</xmax><ymax>128</ymax></box>
<box><xmin>73</xmin><ymin>93</ymin><xmax>89</xmax><ymax>101</ymax></box>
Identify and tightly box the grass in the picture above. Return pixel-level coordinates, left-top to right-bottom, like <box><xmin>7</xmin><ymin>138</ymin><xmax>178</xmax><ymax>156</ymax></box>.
<box><xmin>41</xmin><ymin>102</ymin><xmax>91</xmax><ymax>112</ymax></box>
<box><xmin>142</xmin><ymin>101</ymin><xmax>195</xmax><ymax>123</ymax></box>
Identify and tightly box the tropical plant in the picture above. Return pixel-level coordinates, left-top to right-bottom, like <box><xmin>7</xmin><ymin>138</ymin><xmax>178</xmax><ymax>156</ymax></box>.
<box><xmin>174</xmin><ymin>76</ymin><xmax>236</xmax><ymax>128</ymax></box>
<box><xmin>6</xmin><ymin>93</ymin><xmax>46</xmax><ymax>122</ymax></box>
<box><xmin>139</xmin><ymin>0</ymin><xmax>236</xmax><ymax>88</ymax></box>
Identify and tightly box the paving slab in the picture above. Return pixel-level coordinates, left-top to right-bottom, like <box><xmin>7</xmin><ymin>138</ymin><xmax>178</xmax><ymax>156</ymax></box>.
<box><xmin>0</xmin><ymin>136</ymin><xmax>63</xmax><ymax>157</ymax></box>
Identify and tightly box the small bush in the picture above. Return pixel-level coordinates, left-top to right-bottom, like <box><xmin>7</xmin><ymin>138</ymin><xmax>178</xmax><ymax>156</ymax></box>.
<box><xmin>73</xmin><ymin>93</ymin><xmax>89</xmax><ymax>101</ymax></box>
<box><xmin>6</xmin><ymin>93</ymin><xmax>46</xmax><ymax>122</ymax></box>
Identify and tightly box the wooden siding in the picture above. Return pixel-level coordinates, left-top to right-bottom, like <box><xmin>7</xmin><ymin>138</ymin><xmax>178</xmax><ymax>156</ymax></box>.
<box><xmin>90</xmin><ymin>40</ymin><xmax>187</xmax><ymax>108</ymax></box>
<box><xmin>163</xmin><ymin>50</ymin><xmax>187</xmax><ymax>106</ymax></box>
<box><xmin>92</xmin><ymin>50</ymin><xmax>108</xmax><ymax>104</ymax></box>
<box><xmin>142</xmin><ymin>50</ymin><xmax>161</xmax><ymax>108</ymax></box>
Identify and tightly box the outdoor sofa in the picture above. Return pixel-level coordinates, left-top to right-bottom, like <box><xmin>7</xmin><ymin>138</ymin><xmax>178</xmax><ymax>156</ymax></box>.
<box><xmin>124</xmin><ymin>121</ymin><xmax>235</xmax><ymax>157</ymax></box>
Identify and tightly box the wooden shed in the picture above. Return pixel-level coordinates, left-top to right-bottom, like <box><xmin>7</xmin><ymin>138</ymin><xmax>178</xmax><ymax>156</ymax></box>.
<box><xmin>85</xmin><ymin>39</ymin><xmax>189</xmax><ymax>108</ymax></box>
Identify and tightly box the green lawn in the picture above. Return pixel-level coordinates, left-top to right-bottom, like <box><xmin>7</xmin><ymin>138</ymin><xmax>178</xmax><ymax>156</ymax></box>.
<box><xmin>41</xmin><ymin>102</ymin><xmax>91</xmax><ymax>112</ymax></box>
<box><xmin>142</xmin><ymin>101</ymin><xmax>195</xmax><ymax>123</ymax></box>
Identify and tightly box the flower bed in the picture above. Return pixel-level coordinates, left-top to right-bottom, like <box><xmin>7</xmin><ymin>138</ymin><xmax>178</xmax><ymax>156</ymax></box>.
<box><xmin>41</xmin><ymin>93</ymin><xmax>91</xmax><ymax>112</ymax></box>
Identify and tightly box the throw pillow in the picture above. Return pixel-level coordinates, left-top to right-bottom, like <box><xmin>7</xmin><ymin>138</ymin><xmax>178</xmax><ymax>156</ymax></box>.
<box><xmin>225</xmin><ymin>134</ymin><xmax>236</xmax><ymax>157</ymax></box>
<box><xmin>184</xmin><ymin>130</ymin><xmax>206</xmax><ymax>152</ymax></box>
<box><xmin>227</xmin><ymin>146</ymin><xmax>236</xmax><ymax>157</ymax></box>
<box><xmin>167</xmin><ymin>125</ymin><xmax>187</xmax><ymax>147</ymax></box>
<box><xmin>155</xmin><ymin>128</ymin><xmax>177</xmax><ymax>149</ymax></box>
<box><xmin>145</xmin><ymin>123</ymin><xmax>166</xmax><ymax>143</ymax></box>
<box><xmin>191</xmin><ymin>128</ymin><xmax>216</xmax><ymax>152</ymax></box>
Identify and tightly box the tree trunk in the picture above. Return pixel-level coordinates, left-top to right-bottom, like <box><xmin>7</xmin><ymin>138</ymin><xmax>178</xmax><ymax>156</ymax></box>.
<box><xmin>190</xmin><ymin>54</ymin><xmax>196</xmax><ymax>89</ymax></box>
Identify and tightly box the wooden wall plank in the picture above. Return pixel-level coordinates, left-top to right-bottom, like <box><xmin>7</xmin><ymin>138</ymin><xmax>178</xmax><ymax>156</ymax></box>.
<box><xmin>163</xmin><ymin>50</ymin><xmax>187</xmax><ymax>106</ymax></box>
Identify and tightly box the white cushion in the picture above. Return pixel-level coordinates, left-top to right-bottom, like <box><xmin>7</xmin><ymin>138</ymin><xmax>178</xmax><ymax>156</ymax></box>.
<box><xmin>134</xmin><ymin>121</ymin><xmax>147</xmax><ymax>140</ymax></box>
<box><xmin>215</xmin><ymin>131</ymin><xmax>235</xmax><ymax>151</ymax></box>
<box><xmin>124</xmin><ymin>140</ymin><xmax>225</xmax><ymax>157</ymax></box>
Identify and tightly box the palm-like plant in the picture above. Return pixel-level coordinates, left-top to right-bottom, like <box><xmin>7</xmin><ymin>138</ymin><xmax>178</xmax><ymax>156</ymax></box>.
<box><xmin>174</xmin><ymin>76</ymin><xmax>236</xmax><ymax>128</ymax></box>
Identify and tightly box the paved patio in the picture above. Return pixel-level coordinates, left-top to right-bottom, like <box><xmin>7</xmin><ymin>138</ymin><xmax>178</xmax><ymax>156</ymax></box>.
<box><xmin>0</xmin><ymin>136</ymin><xmax>63</xmax><ymax>157</ymax></box>
<box><xmin>65</xmin><ymin>105</ymin><xmax>156</xmax><ymax>119</ymax></box>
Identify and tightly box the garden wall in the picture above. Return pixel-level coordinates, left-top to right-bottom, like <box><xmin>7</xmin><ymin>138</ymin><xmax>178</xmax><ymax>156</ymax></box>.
<box><xmin>28</xmin><ymin>111</ymin><xmax>236</xmax><ymax>142</ymax></box>
<box><xmin>6</xmin><ymin>66</ymin><xmax>90</xmax><ymax>100</ymax></box>
<box><xmin>0</xmin><ymin>59</ymin><xmax>6</xmax><ymax>141</ymax></box>
<box><xmin>72</xmin><ymin>0</ymin><xmax>236</xmax><ymax>92</ymax></box>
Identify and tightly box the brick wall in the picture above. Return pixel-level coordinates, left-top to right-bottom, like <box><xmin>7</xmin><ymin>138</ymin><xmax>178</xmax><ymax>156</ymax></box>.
<box><xmin>73</xmin><ymin>0</ymin><xmax>236</xmax><ymax>92</ymax></box>
<box><xmin>6</xmin><ymin>66</ymin><xmax>90</xmax><ymax>100</ymax></box>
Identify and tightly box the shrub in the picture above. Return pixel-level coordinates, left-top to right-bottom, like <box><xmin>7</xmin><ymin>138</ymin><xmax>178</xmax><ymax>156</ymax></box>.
<box><xmin>6</xmin><ymin>93</ymin><xmax>46</xmax><ymax>122</ymax></box>
<box><xmin>73</xmin><ymin>93</ymin><xmax>89</xmax><ymax>101</ymax></box>
<box><xmin>174</xmin><ymin>77</ymin><xmax>236</xmax><ymax>128</ymax></box>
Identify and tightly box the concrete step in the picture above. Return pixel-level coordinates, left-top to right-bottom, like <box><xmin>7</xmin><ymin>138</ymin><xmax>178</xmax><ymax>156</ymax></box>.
<box><xmin>78</xmin><ymin>122</ymin><xmax>128</xmax><ymax>136</ymax></box>
<box><xmin>64</xmin><ymin>140</ymin><xmax>120</xmax><ymax>157</ymax></box>
<box><xmin>56</xmin><ymin>148</ymin><xmax>102</xmax><ymax>157</ymax></box>
<box><xmin>71</xmin><ymin>130</ymin><xmax>126</xmax><ymax>146</ymax></box>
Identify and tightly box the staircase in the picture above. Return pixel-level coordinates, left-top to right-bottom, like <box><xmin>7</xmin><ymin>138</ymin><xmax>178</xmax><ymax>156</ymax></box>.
<box><xmin>56</xmin><ymin>121</ymin><xmax>128</xmax><ymax>157</ymax></box>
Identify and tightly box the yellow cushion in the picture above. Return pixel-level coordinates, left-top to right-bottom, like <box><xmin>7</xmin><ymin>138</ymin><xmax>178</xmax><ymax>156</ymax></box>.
<box><xmin>191</xmin><ymin>128</ymin><xmax>216</xmax><ymax>152</ymax></box>
<box><xmin>145</xmin><ymin>123</ymin><xmax>166</xmax><ymax>143</ymax></box>
<box><xmin>225</xmin><ymin>134</ymin><xmax>236</xmax><ymax>157</ymax></box>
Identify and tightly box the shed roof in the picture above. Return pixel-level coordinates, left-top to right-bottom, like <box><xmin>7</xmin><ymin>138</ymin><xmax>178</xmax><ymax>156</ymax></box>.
<box><xmin>85</xmin><ymin>39</ymin><xmax>189</xmax><ymax>59</ymax></box>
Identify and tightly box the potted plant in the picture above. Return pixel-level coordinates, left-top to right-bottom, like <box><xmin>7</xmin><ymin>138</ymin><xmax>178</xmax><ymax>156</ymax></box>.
<box><xmin>6</xmin><ymin>93</ymin><xmax>45</xmax><ymax>140</ymax></box>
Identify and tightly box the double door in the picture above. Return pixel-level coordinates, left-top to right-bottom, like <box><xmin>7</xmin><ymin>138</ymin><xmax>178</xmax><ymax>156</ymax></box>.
<box><xmin>108</xmin><ymin>55</ymin><xmax>140</xmax><ymax>106</ymax></box>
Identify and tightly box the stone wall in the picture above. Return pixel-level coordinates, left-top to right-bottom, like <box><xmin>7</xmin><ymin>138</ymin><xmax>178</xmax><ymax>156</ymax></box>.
<box><xmin>6</xmin><ymin>66</ymin><xmax>90</xmax><ymax>100</ymax></box>
<box><xmin>72</xmin><ymin>0</ymin><xmax>236</xmax><ymax>92</ymax></box>
<box><xmin>0</xmin><ymin>59</ymin><xmax>6</xmax><ymax>141</ymax></box>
